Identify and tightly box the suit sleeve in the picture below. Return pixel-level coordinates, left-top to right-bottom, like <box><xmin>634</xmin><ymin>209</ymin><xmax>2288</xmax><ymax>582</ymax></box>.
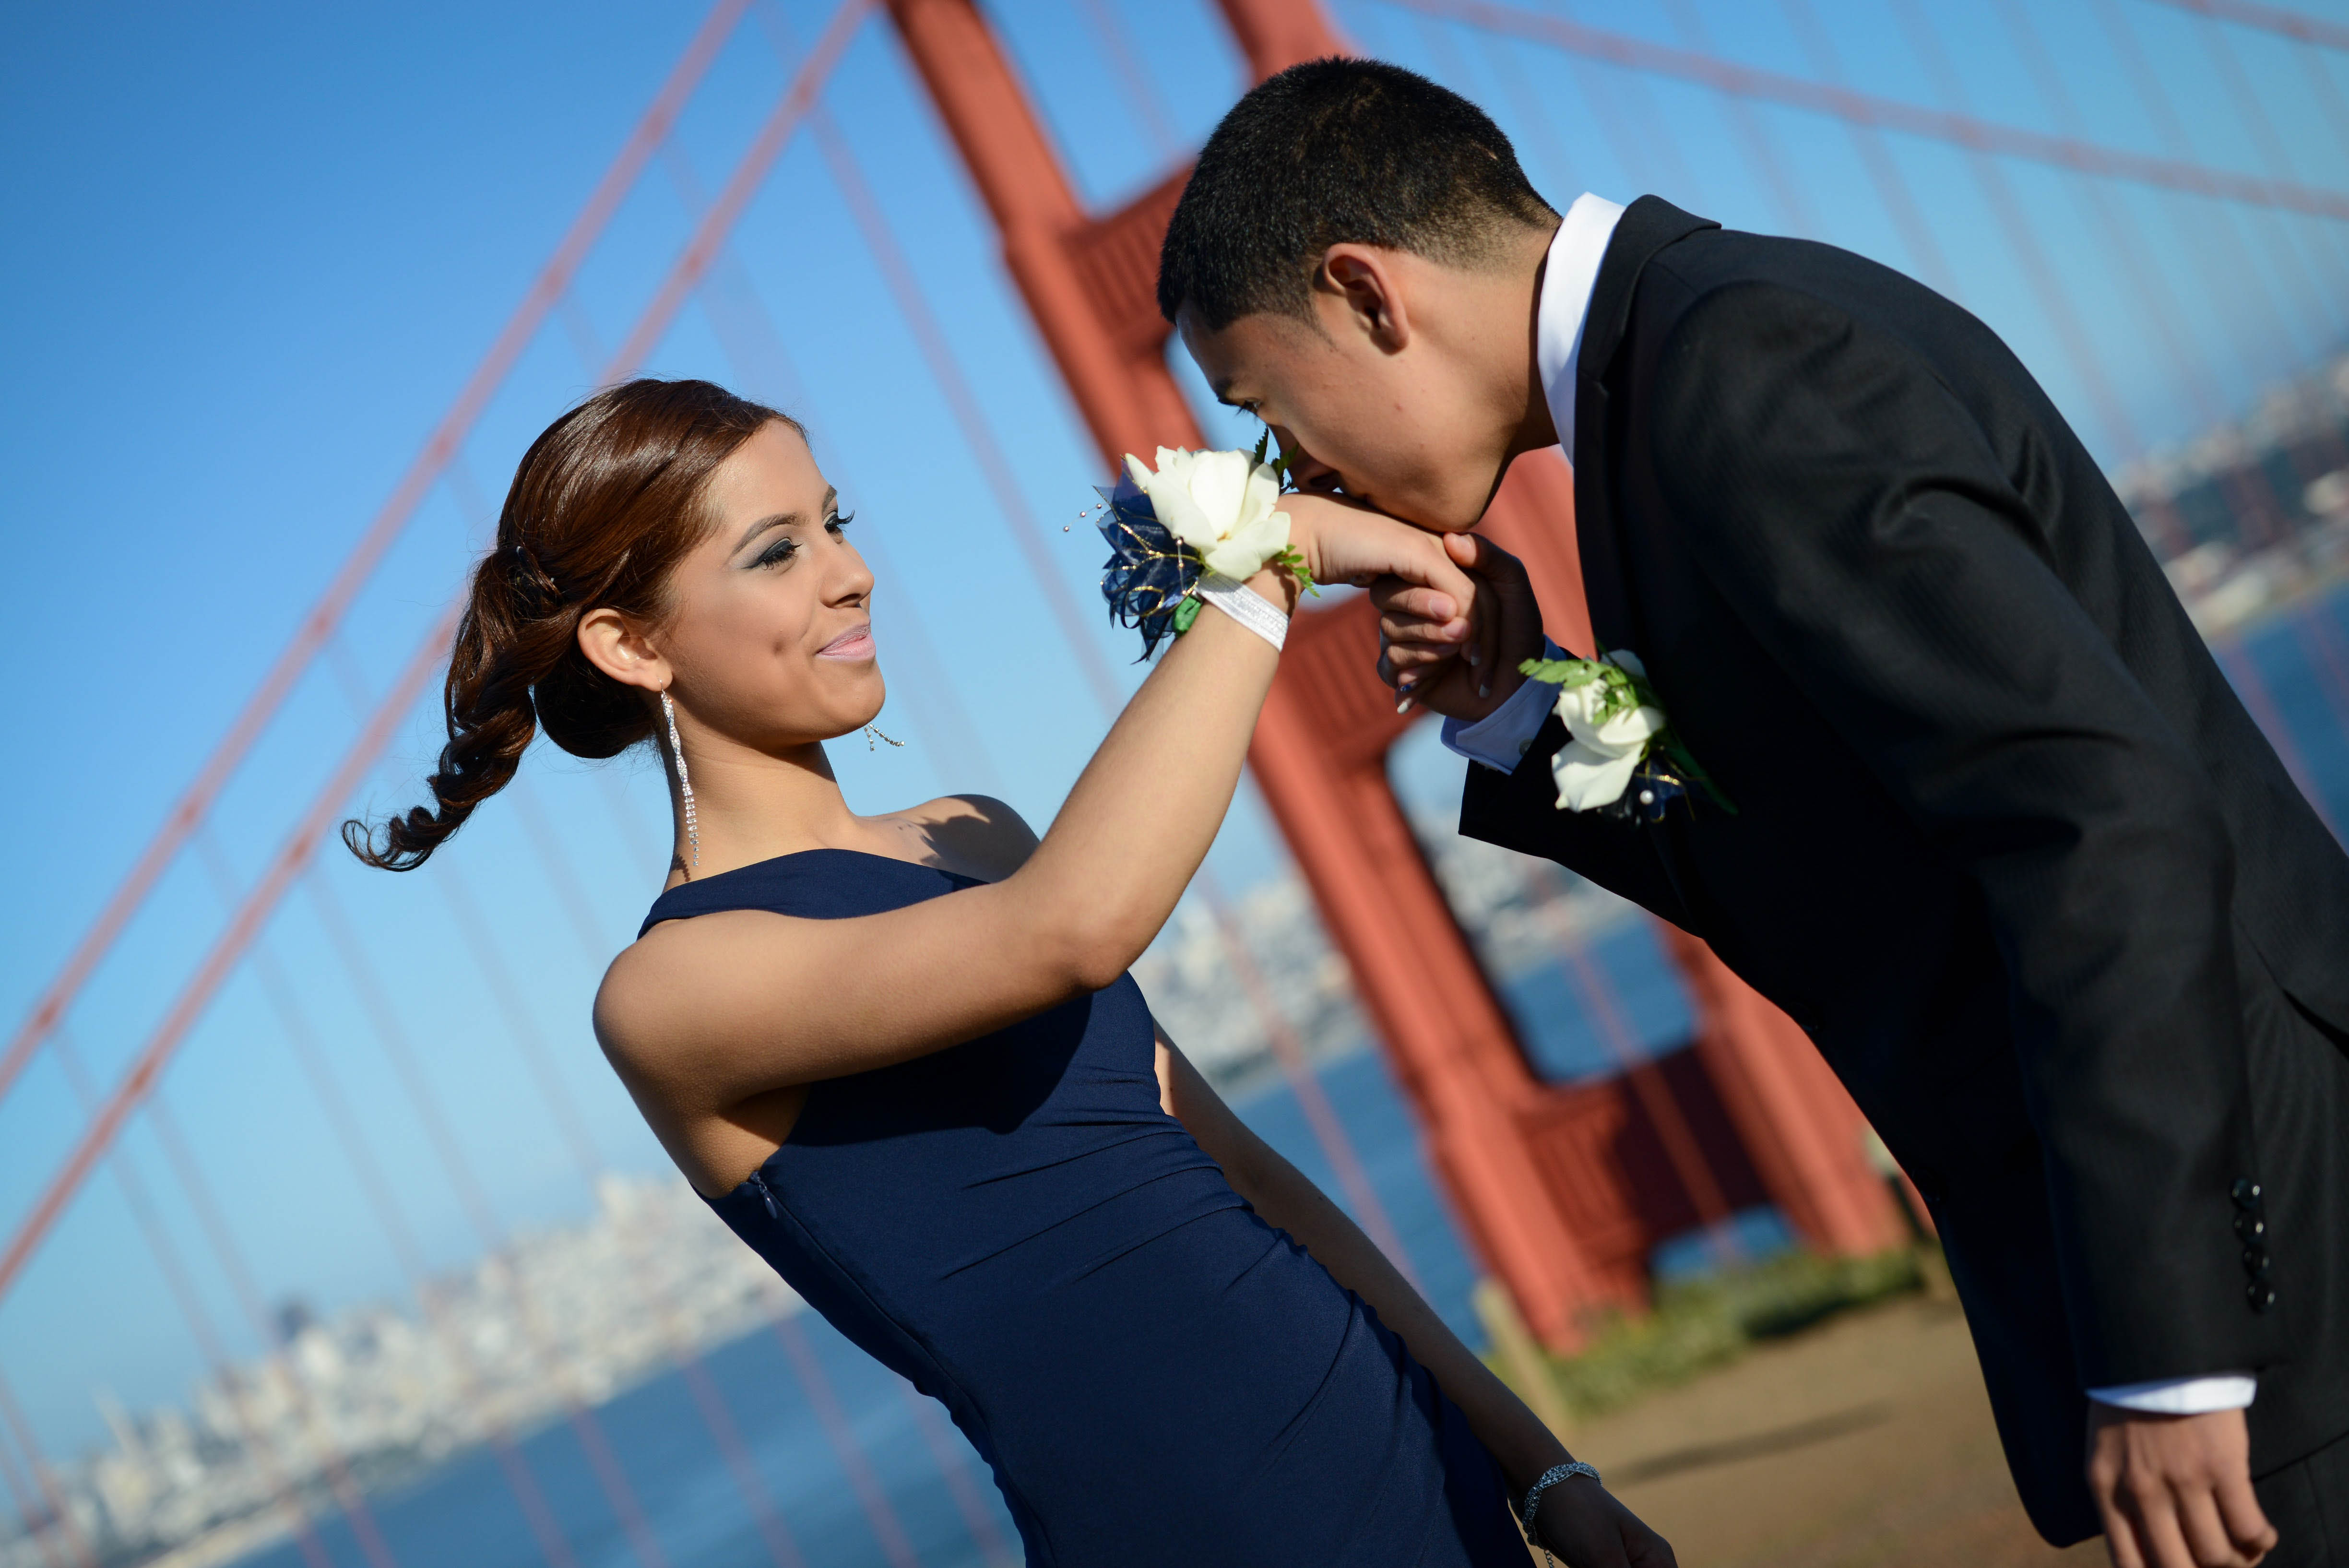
<box><xmin>1458</xmin><ymin>712</ymin><xmax>1698</xmax><ymax>933</ymax></box>
<box><xmin>1649</xmin><ymin>281</ymin><xmax>2280</xmax><ymax>1387</ymax></box>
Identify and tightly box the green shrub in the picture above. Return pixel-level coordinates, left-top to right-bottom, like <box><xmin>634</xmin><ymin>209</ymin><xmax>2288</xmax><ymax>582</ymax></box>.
<box><xmin>1510</xmin><ymin>1246</ymin><xmax>1928</xmax><ymax>1423</ymax></box>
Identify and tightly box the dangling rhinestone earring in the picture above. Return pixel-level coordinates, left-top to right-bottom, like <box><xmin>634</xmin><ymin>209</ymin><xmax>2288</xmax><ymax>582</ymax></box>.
<box><xmin>865</xmin><ymin>724</ymin><xmax>905</xmax><ymax>753</ymax></box>
<box><xmin>661</xmin><ymin>689</ymin><xmax>699</xmax><ymax>872</ymax></box>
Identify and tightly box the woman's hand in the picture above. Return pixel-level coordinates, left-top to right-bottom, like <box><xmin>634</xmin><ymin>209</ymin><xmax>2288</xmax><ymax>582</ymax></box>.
<box><xmin>1374</xmin><ymin>532</ymin><xmax>1547</xmax><ymax>721</ymax></box>
<box><xmin>1277</xmin><ymin>492</ymin><xmax>1482</xmax><ymax>643</ymax></box>
<box><xmin>1531</xmin><ymin>1478</ymin><xmax>1678</xmax><ymax>1568</ymax></box>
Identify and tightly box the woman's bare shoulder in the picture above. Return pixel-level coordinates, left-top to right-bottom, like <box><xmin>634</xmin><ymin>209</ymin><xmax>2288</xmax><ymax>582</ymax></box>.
<box><xmin>593</xmin><ymin>906</ymin><xmax>790</xmax><ymax>1075</ymax></box>
<box><xmin>891</xmin><ymin>794</ymin><xmax>1040</xmax><ymax>883</ymax></box>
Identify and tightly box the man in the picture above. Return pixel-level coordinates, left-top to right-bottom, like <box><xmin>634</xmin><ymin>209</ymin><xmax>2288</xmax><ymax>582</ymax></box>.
<box><xmin>1159</xmin><ymin>58</ymin><xmax>2349</xmax><ymax>1567</ymax></box>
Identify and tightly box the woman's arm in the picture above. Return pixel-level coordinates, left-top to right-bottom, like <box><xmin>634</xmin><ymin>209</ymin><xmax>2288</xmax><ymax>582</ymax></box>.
<box><xmin>596</xmin><ymin>501</ymin><xmax>1477</xmax><ymax>1114</ymax></box>
<box><xmin>1152</xmin><ymin>1031</ymin><xmax>1562</xmax><ymax>1481</ymax></box>
<box><xmin>1153</xmin><ymin>1031</ymin><xmax>1676</xmax><ymax>1567</ymax></box>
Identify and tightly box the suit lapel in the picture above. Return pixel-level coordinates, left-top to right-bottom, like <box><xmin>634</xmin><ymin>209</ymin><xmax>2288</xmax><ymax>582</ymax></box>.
<box><xmin>1571</xmin><ymin>197</ymin><xmax>1719</xmax><ymax>655</ymax></box>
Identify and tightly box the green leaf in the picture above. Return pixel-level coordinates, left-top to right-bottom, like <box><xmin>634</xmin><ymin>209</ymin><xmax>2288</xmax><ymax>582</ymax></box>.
<box><xmin>1519</xmin><ymin>656</ymin><xmax>1608</xmax><ymax>688</ymax></box>
<box><xmin>1254</xmin><ymin>428</ymin><xmax>1294</xmax><ymax>488</ymax></box>
<box><xmin>1276</xmin><ymin>546</ymin><xmax>1321</xmax><ymax>597</ymax></box>
<box><xmin>1172</xmin><ymin>594</ymin><xmax>1203</xmax><ymax>634</ymax></box>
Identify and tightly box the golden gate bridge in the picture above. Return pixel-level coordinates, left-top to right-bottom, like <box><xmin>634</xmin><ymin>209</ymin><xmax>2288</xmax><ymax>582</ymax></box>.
<box><xmin>4</xmin><ymin>0</ymin><xmax>2348</xmax><ymax>1564</ymax></box>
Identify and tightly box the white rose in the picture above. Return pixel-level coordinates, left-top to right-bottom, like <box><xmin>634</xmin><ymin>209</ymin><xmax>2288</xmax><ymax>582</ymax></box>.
<box><xmin>1550</xmin><ymin>674</ymin><xmax>1666</xmax><ymax>811</ymax></box>
<box><xmin>1123</xmin><ymin>446</ymin><xmax>1291</xmax><ymax>581</ymax></box>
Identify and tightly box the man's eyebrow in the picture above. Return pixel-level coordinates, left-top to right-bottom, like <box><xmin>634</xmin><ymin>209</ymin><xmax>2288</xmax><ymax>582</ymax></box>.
<box><xmin>1208</xmin><ymin>377</ymin><xmax>1244</xmax><ymax>407</ymax></box>
<box><xmin>731</xmin><ymin>487</ymin><xmax>838</xmax><ymax>552</ymax></box>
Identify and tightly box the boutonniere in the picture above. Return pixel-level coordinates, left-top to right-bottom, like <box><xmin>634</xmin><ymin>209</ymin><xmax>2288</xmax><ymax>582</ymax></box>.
<box><xmin>1519</xmin><ymin>649</ymin><xmax>1734</xmax><ymax>821</ymax></box>
<box><xmin>1093</xmin><ymin>433</ymin><xmax>1317</xmax><ymax>658</ymax></box>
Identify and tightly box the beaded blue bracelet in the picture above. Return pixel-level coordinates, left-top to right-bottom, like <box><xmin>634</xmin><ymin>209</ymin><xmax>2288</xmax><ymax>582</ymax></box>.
<box><xmin>1521</xmin><ymin>1460</ymin><xmax>1601</xmax><ymax>1564</ymax></box>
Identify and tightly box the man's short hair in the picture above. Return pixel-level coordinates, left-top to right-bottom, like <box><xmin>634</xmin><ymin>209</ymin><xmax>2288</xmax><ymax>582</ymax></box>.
<box><xmin>1157</xmin><ymin>58</ymin><xmax>1557</xmax><ymax>329</ymax></box>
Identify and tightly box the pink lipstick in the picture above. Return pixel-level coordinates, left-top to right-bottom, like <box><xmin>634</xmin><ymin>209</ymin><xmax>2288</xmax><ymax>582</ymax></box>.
<box><xmin>818</xmin><ymin>624</ymin><xmax>875</xmax><ymax>660</ymax></box>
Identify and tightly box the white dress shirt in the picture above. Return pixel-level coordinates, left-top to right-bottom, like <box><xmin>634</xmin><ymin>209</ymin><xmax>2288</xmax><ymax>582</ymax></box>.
<box><xmin>1436</xmin><ymin>191</ymin><xmax>2254</xmax><ymax>1418</ymax></box>
<box><xmin>1440</xmin><ymin>191</ymin><xmax>1623</xmax><ymax>777</ymax></box>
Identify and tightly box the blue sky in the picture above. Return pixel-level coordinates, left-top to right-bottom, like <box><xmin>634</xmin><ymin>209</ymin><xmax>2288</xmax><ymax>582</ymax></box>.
<box><xmin>3</xmin><ymin>0</ymin><xmax>2347</xmax><ymax>1455</ymax></box>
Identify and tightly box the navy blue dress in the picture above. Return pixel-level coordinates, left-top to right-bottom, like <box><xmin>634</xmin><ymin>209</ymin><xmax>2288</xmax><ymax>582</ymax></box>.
<box><xmin>642</xmin><ymin>850</ymin><xmax>1523</xmax><ymax>1568</ymax></box>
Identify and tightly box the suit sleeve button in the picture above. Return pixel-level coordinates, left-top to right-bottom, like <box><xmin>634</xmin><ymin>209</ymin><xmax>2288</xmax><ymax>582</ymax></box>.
<box><xmin>2243</xmin><ymin>1250</ymin><xmax>2271</xmax><ymax>1282</ymax></box>
<box><xmin>2232</xmin><ymin>1178</ymin><xmax>2264</xmax><ymax>1208</ymax></box>
<box><xmin>2247</xmin><ymin>1283</ymin><xmax>2277</xmax><ymax>1312</ymax></box>
<box><xmin>2234</xmin><ymin>1212</ymin><xmax>2266</xmax><ymax>1241</ymax></box>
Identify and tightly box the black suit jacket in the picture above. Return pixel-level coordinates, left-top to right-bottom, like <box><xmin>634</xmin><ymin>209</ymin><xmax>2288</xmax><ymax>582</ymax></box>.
<box><xmin>1461</xmin><ymin>197</ymin><xmax>2349</xmax><ymax>1542</ymax></box>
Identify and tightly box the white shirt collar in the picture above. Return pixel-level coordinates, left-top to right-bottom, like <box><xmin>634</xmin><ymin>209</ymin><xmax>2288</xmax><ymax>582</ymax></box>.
<box><xmin>1535</xmin><ymin>192</ymin><xmax>1627</xmax><ymax>459</ymax></box>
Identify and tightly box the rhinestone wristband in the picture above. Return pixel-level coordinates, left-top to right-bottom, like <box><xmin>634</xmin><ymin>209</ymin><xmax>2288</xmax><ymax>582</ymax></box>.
<box><xmin>1195</xmin><ymin>571</ymin><xmax>1289</xmax><ymax>651</ymax></box>
<box><xmin>1522</xmin><ymin>1461</ymin><xmax>1601</xmax><ymax>1565</ymax></box>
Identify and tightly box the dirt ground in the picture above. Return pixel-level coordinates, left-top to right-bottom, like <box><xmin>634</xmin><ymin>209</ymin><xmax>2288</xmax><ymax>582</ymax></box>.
<box><xmin>1550</xmin><ymin>1291</ymin><xmax>2106</xmax><ymax>1567</ymax></box>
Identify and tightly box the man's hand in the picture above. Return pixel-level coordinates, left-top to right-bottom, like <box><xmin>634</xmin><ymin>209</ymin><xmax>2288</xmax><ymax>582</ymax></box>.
<box><xmin>1277</xmin><ymin>492</ymin><xmax>1482</xmax><ymax>647</ymax></box>
<box><xmin>1531</xmin><ymin>1478</ymin><xmax>1677</xmax><ymax>1568</ymax></box>
<box><xmin>1373</xmin><ymin>532</ymin><xmax>1546</xmax><ymax>721</ymax></box>
<box><xmin>2088</xmin><ymin>1406</ymin><xmax>2276</xmax><ymax>1568</ymax></box>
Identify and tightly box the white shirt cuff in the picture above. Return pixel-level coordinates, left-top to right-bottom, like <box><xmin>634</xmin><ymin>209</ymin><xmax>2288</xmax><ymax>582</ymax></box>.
<box><xmin>1439</xmin><ymin>640</ymin><xmax>1565</xmax><ymax>772</ymax></box>
<box><xmin>2085</xmin><ymin>1375</ymin><xmax>2257</xmax><ymax>1414</ymax></box>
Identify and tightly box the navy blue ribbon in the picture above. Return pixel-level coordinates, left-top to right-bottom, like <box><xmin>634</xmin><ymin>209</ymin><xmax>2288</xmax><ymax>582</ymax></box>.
<box><xmin>1094</xmin><ymin>470</ymin><xmax>1201</xmax><ymax>661</ymax></box>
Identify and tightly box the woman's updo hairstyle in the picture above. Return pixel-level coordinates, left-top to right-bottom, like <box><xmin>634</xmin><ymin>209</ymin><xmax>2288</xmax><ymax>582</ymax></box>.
<box><xmin>346</xmin><ymin>378</ymin><xmax>795</xmax><ymax>870</ymax></box>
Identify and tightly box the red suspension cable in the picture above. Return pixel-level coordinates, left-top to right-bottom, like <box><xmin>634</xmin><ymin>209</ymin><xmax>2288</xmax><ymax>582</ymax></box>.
<box><xmin>297</xmin><ymin>546</ymin><xmax>801</xmax><ymax>1568</ymax></box>
<box><xmin>806</xmin><ymin>108</ymin><xmax>1126</xmax><ymax>716</ymax></box>
<box><xmin>1775</xmin><ymin>0</ymin><xmax>1960</xmax><ymax>297</ymax></box>
<box><xmin>1072</xmin><ymin>0</ymin><xmax>1185</xmax><ymax>162</ymax></box>
<box><xmin>1885</xmin><ymin>0</ymin><xmax>2190</xmax><ymax>554</ymax></box>
<box><xmin>2006</xmin><ymin>0</ymin><xmax>2329</xmax><ymax>545</ymax></box>
<box><xmin>1655</xmin><ymin>0</ymin><xmax>1819</xmax><ymax>236</ymax></box>
<box><xmin>0</xmin><ymin>1372</ymin><xmax>95</xmax><ymax>1568</ymax></box>
<box><xmin>1377</xmin><ymin>0</ymin><xmax>2349</xmax><ymax>221</ymax></box>
<box><xmin>649</xmin><ymin>141</ymin><xmax>1008</xmax><ymax>788</ymax></box>
<box><xmin>0</xmin><ymin>0</ymin><xmax>758</xmax><ymax>1117</ymax></box>
<box><xmin>0</xmin><ymin>1419</ymin><xmax>70</xmax><ymax>1568</ymax></box>
<box><xmin>426</xmin><ymin>848</ymin><xmax>814</xmax><ymax>1568</ymax></box>
<box><xmin>251</xmin><ymin>926</ymin><xmax>584</xmax><ymax>1568</ymax></box>
<box><xmin>301</xmin><ymin>874</ymin><xmax>673</xmax><ymax>1568</ymax></box>
<box><xmin>601</xmin><ymin>0</ymin><xmax>875</xmax><ymax>382</ymax></box>
<box><xmin>2180</xmin><ymin>5</ymin><xmax>2349</xmax><ymax>330</ymax></box>
<box><xmin>47</xmin><ymin>1039</ymin><xmax>340</xmax><ymax>1568</ymax></box>
<box><xmin>892</xmin><ymin>1380</ymin><xmax>1013</xmax><ymax>1566</ymax></box>
<box><xmin>1</xmin><ymin>0</ymin><xmax>873</xmax><ymax>1321</ymax></box>
<box><xmin>0</xmin><ymin>601</ymin><xmax>456</xmax><ymax>1308</ymax></box>
<box><xmin>2140</xmin><ymin>0</ymin><xmax>2349</xmax><ymax>53</ymax></box>
<box><xmin>770</xmin><ymin>1318</ymin><xmax>925</xmax><ymax>1568</ymax></box>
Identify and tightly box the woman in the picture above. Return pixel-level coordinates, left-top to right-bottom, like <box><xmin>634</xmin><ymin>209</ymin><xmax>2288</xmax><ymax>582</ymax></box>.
<box><xmin>348</xmin><ymin>379</ymin><xmax>1671</xmax><ymax>1568</ymax></box>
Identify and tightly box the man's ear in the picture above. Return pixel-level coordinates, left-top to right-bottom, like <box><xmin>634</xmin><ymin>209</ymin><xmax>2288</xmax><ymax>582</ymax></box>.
<box><xmin>1317</xmin><ymin>244</ymin><xmax>1413</xmax><ymax>355</ymax></box>
<box><xmin>578</xmin><ymin>607</ymin><xmax>671</xmax><ymax>693</ymax></box>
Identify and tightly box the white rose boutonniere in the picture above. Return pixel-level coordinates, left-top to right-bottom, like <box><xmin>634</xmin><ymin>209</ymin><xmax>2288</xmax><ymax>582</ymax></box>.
<box><xmin>1520</xmin><ymin>649</ymin><xmax>1734</xmax><ymax>822</ymax></box>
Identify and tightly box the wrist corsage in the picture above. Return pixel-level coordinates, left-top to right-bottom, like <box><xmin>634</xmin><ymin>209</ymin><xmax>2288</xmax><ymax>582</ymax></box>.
<box><xmin>1521</xmin><ymin>649</ymin><xmax>1734</xmax><ymax>822</ymax></box>
<box><xmin>1096</xmin><ymin>434</ymin><xmax>1316</xmax><ymax>658</ymax></box>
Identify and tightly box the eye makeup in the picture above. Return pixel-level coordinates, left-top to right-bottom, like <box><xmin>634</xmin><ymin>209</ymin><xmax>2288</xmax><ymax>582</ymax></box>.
<box><xmin>745</xmin><ymin>507</ymin><xmax>852</xmax><ymax>571</ymax></box>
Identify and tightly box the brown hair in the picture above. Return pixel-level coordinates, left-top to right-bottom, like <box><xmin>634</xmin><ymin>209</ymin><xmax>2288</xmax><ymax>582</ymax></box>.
<box><xmin>345</xmin><ymin>379</ymin><xmax>795</xmax><ymax>870</ymax></box>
